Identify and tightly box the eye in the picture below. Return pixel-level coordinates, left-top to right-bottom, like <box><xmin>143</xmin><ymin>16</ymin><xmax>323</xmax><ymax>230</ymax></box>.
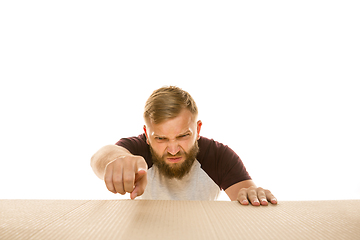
<box><xmin>178</xmin><ymin>133</ymin><xmax>190</xmax><ymax>138</ymax></box>
<box><xmin>155</xmin><ymin>137</ymin><xmax>167</xmax><ymax>142</ymax></box>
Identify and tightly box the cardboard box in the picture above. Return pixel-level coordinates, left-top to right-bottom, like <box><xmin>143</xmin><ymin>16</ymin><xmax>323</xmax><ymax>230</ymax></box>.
<box><xmin>1</xmin><ymin>199</ymin><xmax>359</xmax><ymax>239</ymax></box>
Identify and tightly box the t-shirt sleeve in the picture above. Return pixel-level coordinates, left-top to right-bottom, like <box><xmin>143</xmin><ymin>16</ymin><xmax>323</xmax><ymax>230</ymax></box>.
<box><xmin>197</xmin><ymin>137</ymin><xmax>251</xmax><ymax>190</ymax></box>
<box><xmin>115</xmin><ymin>134</ymin><xmax>153</xmax><ymax>167</ymax></box>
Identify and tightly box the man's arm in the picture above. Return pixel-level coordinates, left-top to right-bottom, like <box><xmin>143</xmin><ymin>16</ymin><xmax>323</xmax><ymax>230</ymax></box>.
<box><xmin>90</xmin><ymin>145</ymin><xmax>133</xmax><ymax>179</ymax></box>
<box><xmin>225</xmin><ymin>180</ymin><xmax>277</xmax><ymax>206</ymax></box>
<box><xmin>90</xmin><ymin>145</ymin><xmax>148</xmax><ymax>199</ymax></box>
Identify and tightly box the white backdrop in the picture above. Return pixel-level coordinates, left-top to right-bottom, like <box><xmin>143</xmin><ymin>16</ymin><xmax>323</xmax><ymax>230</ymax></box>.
<box><xmin>1</xmin><ymin>1</ymin><xmax>359</xmax><ymax>201</ymax></box>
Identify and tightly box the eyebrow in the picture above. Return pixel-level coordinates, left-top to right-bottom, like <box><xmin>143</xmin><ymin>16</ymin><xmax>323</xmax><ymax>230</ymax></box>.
<box><xmin>154</xmin><ymin>130</ymin><xmax>191</xmax><ymax>139</ymax></box>
<box><xmin>177</xmin><ymin>130</ymin><xmax>191</xmax><ymax>136</ymax></box>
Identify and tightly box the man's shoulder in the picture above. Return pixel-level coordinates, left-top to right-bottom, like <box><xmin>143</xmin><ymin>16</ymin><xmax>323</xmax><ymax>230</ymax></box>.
<box><xmin>197</xmin><ymin>136</ymin><xmax>230</xmax><ymax>163</ymax></box>
<box><xmin>198</xmin><ymin>136</ymin><xmax>227</xmax><ymax>151</ymax></box>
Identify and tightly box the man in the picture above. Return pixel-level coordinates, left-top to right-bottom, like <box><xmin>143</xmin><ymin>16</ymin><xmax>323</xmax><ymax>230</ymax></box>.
<box><xmin>91</xmin><ymin>86</ymin><xmax>277</xmax><ymax>206</ymax></box>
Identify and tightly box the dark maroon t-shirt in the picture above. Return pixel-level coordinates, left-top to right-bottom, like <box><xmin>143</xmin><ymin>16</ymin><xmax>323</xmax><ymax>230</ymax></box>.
<box><xmin>115</xmin><ymin>134</ymin><xmax>251</xmax><ymax>190</ymax></box>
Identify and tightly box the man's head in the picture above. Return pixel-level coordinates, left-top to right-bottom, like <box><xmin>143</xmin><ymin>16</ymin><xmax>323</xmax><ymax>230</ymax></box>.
<box><xmin>143</xmin><ymin>86</ymin><xmax>202</xmax><ymax>179</ymax></box>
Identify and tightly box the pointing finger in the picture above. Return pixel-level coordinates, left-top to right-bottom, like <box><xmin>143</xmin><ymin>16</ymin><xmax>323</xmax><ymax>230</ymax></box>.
<box><xmin>131</xmin><ymin>169</ymin><xmax>147</xmax><ymax>200</ymax></box>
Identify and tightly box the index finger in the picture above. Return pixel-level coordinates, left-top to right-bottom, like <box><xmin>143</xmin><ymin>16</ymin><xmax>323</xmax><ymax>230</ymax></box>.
<box><xmin>122</xmin><ymin>157</ymin><xmax>148</xmax><ymax>194</ymax></box>
<box><xmin>130</xmin><ymin>158</ymin><xmax>148</xmax><ymax>199</ymax></box>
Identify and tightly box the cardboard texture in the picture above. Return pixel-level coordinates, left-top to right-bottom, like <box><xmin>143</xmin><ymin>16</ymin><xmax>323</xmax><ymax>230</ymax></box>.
<box><xmin>1</xmin><ymin>199</ymin><xmax>359</xmax><ymax>240</ymax></box>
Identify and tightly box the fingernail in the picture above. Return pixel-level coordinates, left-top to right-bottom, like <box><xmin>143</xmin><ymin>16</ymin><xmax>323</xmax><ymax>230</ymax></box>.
<box><xmin>241</xmin><ymin>200</ymin><xmax>248</xmax><ymax>204</ymax></box>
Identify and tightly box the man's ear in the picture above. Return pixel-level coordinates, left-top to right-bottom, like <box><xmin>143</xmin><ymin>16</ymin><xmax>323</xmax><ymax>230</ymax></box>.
<box><xmin>143</xmin><ymin>125</ymin><xmax>150</xmax><ymax>144</ymax></box>
<box><xmin>196</xmin><ymin>120</ymin><xmax>202</xmax><ymax>140</ymax></box>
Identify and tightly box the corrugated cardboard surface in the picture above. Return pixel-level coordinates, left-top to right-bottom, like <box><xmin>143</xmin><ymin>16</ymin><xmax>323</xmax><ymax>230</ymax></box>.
<box><xmin>1</xmin><ymin>199</ymin><xmax>359</xmax><ymax>240</ymax></box>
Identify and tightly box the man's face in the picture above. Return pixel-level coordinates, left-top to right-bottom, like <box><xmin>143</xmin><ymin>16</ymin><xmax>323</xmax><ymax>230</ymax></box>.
<box><xmin>144</xmin><ymin>109</ymin><xmax>202</xmax><ymax>179</ymax></box>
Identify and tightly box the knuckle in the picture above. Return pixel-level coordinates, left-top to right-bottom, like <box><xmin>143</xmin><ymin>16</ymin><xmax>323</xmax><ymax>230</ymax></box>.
<box><xmin>112</xmin><ymin>157</ymin><xmax>127</xmax><ymax>167</ymax></box>
<box><xmin>113</xmin><ymin>182</ymin><xmax>125</xmax><ymax>194</ymax></box>
<box><xmin>258</xmin><ymin>189</ymin><xmax>266</xmax><ymax>196</ymax></box>
<box><xmin>104</xmin><ymin>177</ymin><xmax>112</xmax><ymax>185</ymax></box>
<box><xmin>238</xmin><ymin>188</ymin><xmax>246</xmax><ymax>194</ymax></box>
<box><xmin>121</xmin><ymin>157</ymin><xmax>130</xmax><ymax>164</ymax></box>
<box><xmin>248</xmin><ymin>189</ymin><xmax>257</xmax><ymax>196</ymax></box>
<box><xmin>112</xmin><ymin>175</ymin><xmax>122</xmax><ymax>184</ymax></box>
<box><xmin>104</xmin><ymin>182</ymin><xmax>115</xmax><ymax>193</ymax></box>
<box><xmin>123</xmin><ymin>175</ymin><xmax>134</xmax><ymax>183</ymax></box>
<box><xmin>264</xmin><ymin>189</ymin><xmax>271</xmax><ymax>194</ymax></box>
<box><xmin>237</xmin><ymin>192</ymin><xmax>246</xmax><ymax>198</ymax></box>
<box><xmin>238</xmin><ymin>189</ymin><xmax>247</xmax><ymax>196</ymax></box>
<box><xmin>118</xmin><ymin>189</ymin><xmax>126</xmax><ymax>194</ymax></box>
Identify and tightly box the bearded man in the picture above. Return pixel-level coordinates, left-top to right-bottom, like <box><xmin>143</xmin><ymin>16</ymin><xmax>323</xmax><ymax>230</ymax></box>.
<box><xmin>91</xmin><ymin>86</ymin><xmax>277</xmax><ymax>205</ymax></box>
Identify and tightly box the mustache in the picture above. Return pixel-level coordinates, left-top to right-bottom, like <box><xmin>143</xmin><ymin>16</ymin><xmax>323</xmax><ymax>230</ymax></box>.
<box><xmin>165</xmin><ymin>152</ymin><xmax>183</xmax><ymax>158</ymax></box>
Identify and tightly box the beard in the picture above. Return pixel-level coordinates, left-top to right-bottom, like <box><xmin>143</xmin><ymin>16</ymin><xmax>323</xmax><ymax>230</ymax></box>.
<box><xmin>149</xmin><ymin>141</ymin><xmax>199</xmax><ymax>179</ymax></box>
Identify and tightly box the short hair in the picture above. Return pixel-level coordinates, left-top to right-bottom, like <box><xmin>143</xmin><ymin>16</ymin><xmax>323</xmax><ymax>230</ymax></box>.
<box><xmin>144</xmin><ymin>86</ymin><xmax>198</xmax><ymax>124</ymax></box>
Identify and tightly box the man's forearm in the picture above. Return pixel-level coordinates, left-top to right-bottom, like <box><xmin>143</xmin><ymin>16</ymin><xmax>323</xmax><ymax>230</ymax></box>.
<box><xmin>90</xmin><ymin>145</ymin><xmax>132</xmax><ymax>179</ymax></box>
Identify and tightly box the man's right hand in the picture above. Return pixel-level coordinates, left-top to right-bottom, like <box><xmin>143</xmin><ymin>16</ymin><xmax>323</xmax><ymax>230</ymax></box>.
<box><xmin>104</xmin><ymin>155</ymin><xmax>148</xmax><ymax>200</ymax></box>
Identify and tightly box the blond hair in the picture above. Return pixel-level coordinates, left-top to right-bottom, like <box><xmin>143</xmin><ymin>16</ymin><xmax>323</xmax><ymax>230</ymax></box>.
<box><xmin>144</xmin><ymin>86</ymin><xmax>198</xmax><ymax>124</ymax></box>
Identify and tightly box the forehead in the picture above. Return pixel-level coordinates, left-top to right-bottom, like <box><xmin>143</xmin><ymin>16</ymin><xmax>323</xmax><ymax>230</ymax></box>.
<box><xmin>148</xmin><ymin>109</ymin><xmax>196</xmax><ymax>137</ymax></box>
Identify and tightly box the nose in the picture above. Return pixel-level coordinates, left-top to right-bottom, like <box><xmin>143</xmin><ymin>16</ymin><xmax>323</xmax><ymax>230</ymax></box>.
<box><xmin>167</xmin><ymin>140</ymin><xmax>180</xmax><ymax>156</ymax></box>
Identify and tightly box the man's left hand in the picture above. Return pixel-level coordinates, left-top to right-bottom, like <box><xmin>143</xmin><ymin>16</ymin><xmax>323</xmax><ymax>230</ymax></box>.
<box><xmin>237</xmin><ymin>186</ymin><xmax>277</xmax><ymax>206</ymax></box>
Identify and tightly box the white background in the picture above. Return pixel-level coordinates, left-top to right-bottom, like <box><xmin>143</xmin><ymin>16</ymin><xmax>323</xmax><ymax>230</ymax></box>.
<box><xmin>1</xmin><ymin>1</ymin><xmax>359</xmax><ymax>201</ymax></box>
